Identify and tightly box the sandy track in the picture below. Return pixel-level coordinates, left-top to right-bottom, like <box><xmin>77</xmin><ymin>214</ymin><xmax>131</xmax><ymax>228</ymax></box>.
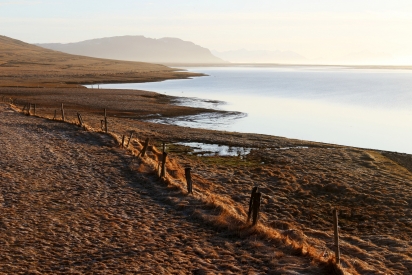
<box><xmin>0</xmin><ymin>104</ymin><xmax>326</xmax><ymax>274</ymax></box>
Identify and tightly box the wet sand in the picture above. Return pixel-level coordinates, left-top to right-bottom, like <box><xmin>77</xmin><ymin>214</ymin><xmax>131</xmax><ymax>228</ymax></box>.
<box><xmin>1</xmin><ymin>87</ymin><xmax>412</xmax><ymax>274</ymax></box>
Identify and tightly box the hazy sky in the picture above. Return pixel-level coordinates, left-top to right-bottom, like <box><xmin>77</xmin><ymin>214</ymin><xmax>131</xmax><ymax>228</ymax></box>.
<box><xmin>2</xmin><ymin>0</ymin><xmax>412</xmax><ymax>64</ymax></box>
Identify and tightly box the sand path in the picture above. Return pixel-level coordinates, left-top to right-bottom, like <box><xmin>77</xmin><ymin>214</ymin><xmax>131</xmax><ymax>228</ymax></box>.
<box><xmin>0</xmin><ymin>104</ymin><xmax>324</xmax><ymax>274</ymax></box>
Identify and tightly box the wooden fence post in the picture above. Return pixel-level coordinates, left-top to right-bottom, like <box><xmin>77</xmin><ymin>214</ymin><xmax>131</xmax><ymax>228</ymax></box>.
<box><xmin>333</xmin><ymin>209</ymin><xmax>340</xmax><ymax>264</ymax></box>
<box><xmin>121</xmin><ymin>135</ymin><xmax>125</xmax><ymax>148</ymax></box>
<box><xmin>126</xmin><ymin>132</ymin><xmax>133</xmax><ymax>148</ymax></box>
<box><xmin>252</xmin><ymin>192</ymin><xmax>262</xmax><ymax>226</ymax></box>
<box><xmin>160</xmin><ymin>152</ymin><xmax>168</xmax><ymax>178</ymax></box>
<box><xmin>140</xmin><ymin>138</ymin><xmax>150</xmax><ymax>157</ymax></box>
<box><xmin>247</xmin><ymin>186</ymin><xmax>258</xmax><ymax>222</ymax></box>
<box><xmin>27</xmin><ymin>103</ymin><xmax>31</xmax><ymax>116</ymax></box>
<box><xmin>77</xmin><ymin>113</ymin><xmax>83</xmax><ymax>126</ymax></box>
<box><xmin>104</xmin><ymin>108</ymin><xmax>108</xmax><ymax>133</ymax></box>
<box><xmin>61</xmin><ymin>103</ymin><xmax>65</xmax><ymax>121</ymax></box>
<box><xmin>33</xmin><ymin>104</ymin><xmax>36</xmax><ymax>116</ymax></box>
<box><xmin>185</xmin><ymin>167</ymin><xmax>193</xmax><ymax>194</ymax></box>
<box><xmin>53</xmin><ymin>110</ymin><xmax>57</xmax><ymax>120</ymax></box>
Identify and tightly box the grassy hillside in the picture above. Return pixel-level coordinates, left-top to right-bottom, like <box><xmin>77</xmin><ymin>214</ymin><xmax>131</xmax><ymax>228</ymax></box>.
<box><xmin>0</xmin><ymin>35</ymin><xmax>201</xmax><ymax>88</ymax></box>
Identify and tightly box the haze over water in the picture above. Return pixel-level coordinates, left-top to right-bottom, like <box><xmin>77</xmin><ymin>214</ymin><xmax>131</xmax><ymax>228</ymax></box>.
<box><xmin>100</xmin><ymin>66</ymin><xmax>412</xmax><ymax>154</ymax></box>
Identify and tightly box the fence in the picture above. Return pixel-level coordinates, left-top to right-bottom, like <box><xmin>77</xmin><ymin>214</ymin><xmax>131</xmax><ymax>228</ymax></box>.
<box><xmin>0</xmin><ymin>97</ymin><xmax>344</xmax><ymax>269</ymax></box>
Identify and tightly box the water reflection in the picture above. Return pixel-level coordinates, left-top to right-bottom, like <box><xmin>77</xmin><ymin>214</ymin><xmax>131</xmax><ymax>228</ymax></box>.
<box><xmin>96</xmin><ymin>66</ymin><xmax>412</xmax><ymax>154</ymax></box>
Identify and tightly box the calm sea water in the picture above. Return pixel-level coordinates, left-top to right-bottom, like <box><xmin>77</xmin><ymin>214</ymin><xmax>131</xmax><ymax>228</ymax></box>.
<box><xmin>97</xmin><ymin>66</ymin><xmax>412</xmax><ymax>154</ymax></box>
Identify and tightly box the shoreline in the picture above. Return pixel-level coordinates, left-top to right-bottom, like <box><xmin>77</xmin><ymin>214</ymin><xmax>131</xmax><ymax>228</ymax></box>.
<box><xmin>97</xmin><ymin>67</ymin><xmax>412</xmax><ymax>155</ymax></box>
<box><xmin>1</xmin><ymin>86</ymin><xmax>411</xmax><ymax>161</ymax></box>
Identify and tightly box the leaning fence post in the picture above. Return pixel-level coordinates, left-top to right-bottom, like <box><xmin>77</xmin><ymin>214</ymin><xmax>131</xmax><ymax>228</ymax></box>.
<box><xmin>160</xmin><ymin>152</ymin><xmax>168</xmax><ymax>178</ymax></box>
<box><xmin>333</xmin><ymin>209</ymin><xmax>341</xmax><ymax>264</ymax></box>
<box><xmin>77</xmin><ymin>113</ymin><xmax>83</xmax><ymax>126</ymax></box>
<box><xmin>247</xmin><ymin>186</ymin><xmax>258</xmax><ymax>222</ymax></box>
<box><xmin>185</xmin><ymin>167</ymin><xmax>193</xmax><ymax>194</ymax></box>
<box><xmin>126</xmin><ymin>132</ymin><xmax>133</xmax><ymax>148</ymax></box>
<box><xmin>104</xmin><ymin>108</ymin><xmax>108</xmax><ymax>133</ymax></box>
<box><xmin>140</xmin><ymin>138</ymin><xmax>150</xmax><ymax>157</ymax></box>
<box><xmin>61</xmin><ymin>103</ymin><xmax>65</xmax><ymax>121</ymax></box>
<box><xmin>121</xmin><ymin>135</ymin><xmax>125</xmax><ymax>148</ymax></box>
<box><xmin>252</xmin><ymin>192</ymin><xmax>262</xmax><ymax>226</ymax></box>
<box><xmin>27</xmin><ymin>103</ymin><xmax>31</xmax><ymax>116</ymax></box>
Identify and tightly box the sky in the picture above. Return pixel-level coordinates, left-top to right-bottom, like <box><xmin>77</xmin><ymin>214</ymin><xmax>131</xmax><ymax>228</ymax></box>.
<box><xmin>2</xmin><ymin>0</ymin><xmax>412</xmax><ymax>64</ymax></box>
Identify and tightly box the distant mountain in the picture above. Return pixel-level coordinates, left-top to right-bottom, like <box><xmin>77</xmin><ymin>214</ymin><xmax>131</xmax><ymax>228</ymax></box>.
<box><xmin>37</xmin><ymin>36</ymin><xmax>226</xmax><ymax>64</ymax></box>
<box><xmin>212</xmin><ymin>49</ymin><xmax>306</xmax><ymax>64</ymax></box>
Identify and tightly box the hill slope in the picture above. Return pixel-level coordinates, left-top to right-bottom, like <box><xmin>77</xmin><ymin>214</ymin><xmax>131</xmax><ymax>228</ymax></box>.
<box><xmin>0</xmin><ymin>35</ymin><xmax>200</xmax><ymax>87</ymax></box>
<box><xmin>37</xmin><ymin>36</ymin><xmax>226</xmax><ymax>64</ymax></box>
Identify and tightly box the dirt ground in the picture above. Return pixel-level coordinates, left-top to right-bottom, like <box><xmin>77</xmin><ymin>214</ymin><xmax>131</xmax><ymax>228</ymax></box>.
<box><xmin>1</xmin><ymin>87</ymin><xmax>412</xmax><ymax>274</ymax></box>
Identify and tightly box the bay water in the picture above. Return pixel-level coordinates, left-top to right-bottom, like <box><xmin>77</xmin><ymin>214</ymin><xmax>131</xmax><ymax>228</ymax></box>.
<box><xmin>97</xmin><ymin>66</ymin><xmax>412</xmax><ymax>154</ymax></box>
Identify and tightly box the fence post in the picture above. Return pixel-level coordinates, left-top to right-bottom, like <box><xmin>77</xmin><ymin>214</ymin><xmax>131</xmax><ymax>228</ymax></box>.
<box><xmin>160</xmin><ymin>152</ymin><xmax>168</xmax><ymax>178</ymax></box>
<box><xmin>252</xmin><ymin>192</ymin><xmax>262</xmax><ymax>226</ymax></box>
<box><xmin>33</xmin><ymin>104</ymin><xmax>36</xmax><ymax>116</ymax></box>
<box><xmin>247</xmin><ymin>186</ymin><xmax>258</xmax><ymax>222</ymax></box>
<box><xmin>53</xmin><ymin>110</ymin><xmax>57</xmax><ymax>120</ymax></box>
<box><xmin>185</xmin><ymin>167</ymin><xmax>193</xmax><ymax>194</ymax></box>
<box><xmin>77</xmin><ymin>113</ymin><xmax>83</xmax><ymax>126</ymax></box>
<box><xmin>61</xmin><ymin>103</ymin><xmax>65</xmax><ymax>121</ymax></box>
<box><xmin>27</xmin><ymin>103</ymin><xmax>31</xmax><ymax>116</ymax></box>
<box><xmin>333</xmin><ymin>209</ymin><xmax>340</xmax><ymax>264</ymax></box>
<box><xmin>126</xmin><ymin>132</ymin><xmax>133</xmax><ymax>148</ymax></box>
<box><xmin>104</xmin><ymin>108</ymin><xmax>108</xmax><ymax>133</ymax></box>
<box><xmin>121</xmin><ymin>135</ymin><xmax>125</xmax><ymax>148</ymax></box>
<box><xmin>140</xmin><ymin>138</ymin><xmax>150</xmax><ymax>157</ymax></box>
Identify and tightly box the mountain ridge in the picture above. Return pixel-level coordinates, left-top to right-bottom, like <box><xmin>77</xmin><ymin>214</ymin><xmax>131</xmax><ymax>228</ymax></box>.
<box><xmin>37</xmin><ymin>35</ymin><xmax>226</xmax><ymax>64</ymax></box>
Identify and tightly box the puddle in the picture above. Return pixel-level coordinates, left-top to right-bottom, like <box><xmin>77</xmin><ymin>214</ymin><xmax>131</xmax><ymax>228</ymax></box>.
<box><xmin>176</xmin><ymin>142</ymin><xmax>252</xmax><ymax>157</ymax></box>
<box><xmin>172</xmin><ymin>143</ymin><xmax>311</xmax><ymax>157</ymax></box>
